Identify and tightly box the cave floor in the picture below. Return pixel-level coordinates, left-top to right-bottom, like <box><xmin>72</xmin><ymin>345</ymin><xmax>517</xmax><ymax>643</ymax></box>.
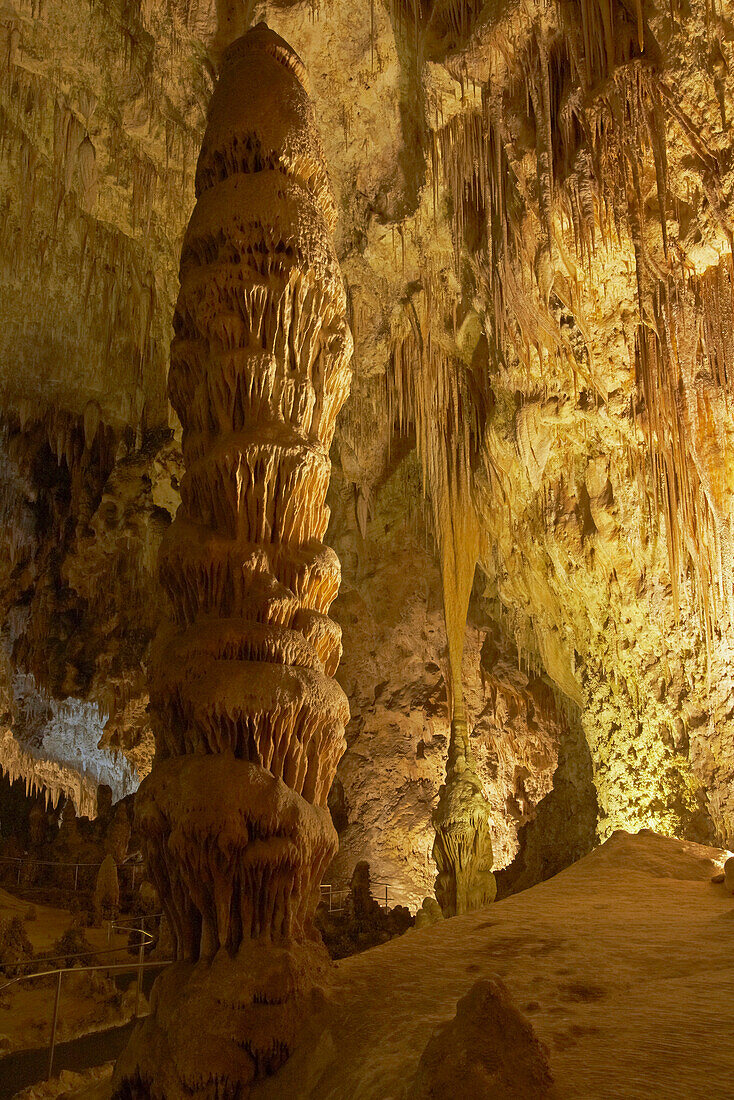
<box><xmin>20</xmin><ymin>832</ymin><xmax>734</xmax><ymax>1099</ymax></box>
<box><xmin>0</xmin><ymin>889</ymin><xmax>128</xmax><ymax>959</ymax></box>
<box><xmin>271</xmin><ymin>830</ymin><xmax>734</xmax><ymax>1100</ymax></box>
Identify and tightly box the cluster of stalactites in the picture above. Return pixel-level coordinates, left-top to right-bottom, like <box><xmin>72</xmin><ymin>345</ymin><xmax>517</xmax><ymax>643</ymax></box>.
<box><xmin>0</xmin><ymin>731</ymin><xmax>98</xmax><ymax>819</ymax></box>
<box><xmin>387</xmin><ymin>270</ymin><xmax>487</xmax><ymax>510</ymax></box>
<box><xmin>426</xmin><ymin>0</ymin><xmax>734</xmax><ymax>649</ymax></box>
<box><xmin>636</xmin><ymin>259</ymin><xmax>734</xmax><ymax>649</ymax></box>
<box><xmin>137</xmin><ymin>24</ymin><xmax>352</xmax><ymax>970</ymax></box>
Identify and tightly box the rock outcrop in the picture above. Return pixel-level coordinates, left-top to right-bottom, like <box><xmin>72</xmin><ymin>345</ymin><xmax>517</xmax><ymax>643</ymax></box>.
<box><xmin>408</xmin><ymin>977</ymin><xmax>555</xmax><ymax>1100</ymax></box>
<box><xmin>113</xmin><ymin>23</ymin><xmax>352</xmax><ymax>1096</ymax></box>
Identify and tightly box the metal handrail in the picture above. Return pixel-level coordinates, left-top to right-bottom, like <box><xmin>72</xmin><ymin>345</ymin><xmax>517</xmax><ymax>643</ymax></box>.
<box><xmin>0</xmin><ymin>854</ymin><xmax>143</xmax><ymax>892</ymax></box>
<box><xmin>108</xmin><ymin>916</ymin><xmax>158</xmax><ymax>945</ymax></box>
<box><xmin>111</xmin><ymin>912</ymin><xmax>156</xmax><ymax>928</ymax></box>
<box><xmin>2</xmin><ymin>914</ymin><xmax>161</xmax><ymax>974</ymax></box>
<box><xmin>1</xmin><ymin>910</ymin><xmax>169</xmax><ymax>1082</ymax></box>
<box><xmin>0</xmin><ymin>855</ymin><xmax>141</xmax><ymax>869</ymax></box>
<box><xmin>319</xmin><ymin>881</ymin><xmax>391</xmax><ymax>912</ymax></box>
<box><xmin>0</xmin><ymin>918</ymin><xmax>160</xmax><ymax>994</ymax></box>
<box><xmin>13</xmin><ymin>961</ymin><xmax>170</xmax><ymax>1080</ymax></box>
<box><xmin>0</xmin><ymin>958</ymin><xmax>167</xmax><ymax>996</ymax></box>
<box><xmin>22</xmin><ymin>941</ymin><xmax>136</xmax><ymax>971</ymax></box>
<box><xmin>0</xmin><ymin>949</ymin><xmax>172</xmax><ymax>1080</ymax></box>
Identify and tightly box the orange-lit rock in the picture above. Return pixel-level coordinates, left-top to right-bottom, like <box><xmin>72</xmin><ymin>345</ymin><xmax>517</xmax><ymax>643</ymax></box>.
<box><xmin>113</xmin><ymin>24</ymin><xmax>352</xmax><ymax>1096</ymax></box>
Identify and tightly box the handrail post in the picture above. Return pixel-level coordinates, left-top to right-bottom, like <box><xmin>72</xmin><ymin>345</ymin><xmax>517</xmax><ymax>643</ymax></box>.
<box><xmin>134</xmin><ymin>936</ymin><xmax>144</xmax><ymax>1018</ymax></box>
<box><xmin>47</xmin><ymin>969</ymin><xmax>62</xmax><ymax>1080</ymax></box>
<box><xmin>131</xmin><ymin>864</ymin><xmax>136</xmax><ymax>893</ymax></box>
<box><xmin>17</xmin><ymin>859</ymin><xmax>21</xmax><ymax>886</ymax></box>
<box><xmin>74</xmin><ymin>863</ymin><xmax>79</xmax><ymax>891</ymax></box>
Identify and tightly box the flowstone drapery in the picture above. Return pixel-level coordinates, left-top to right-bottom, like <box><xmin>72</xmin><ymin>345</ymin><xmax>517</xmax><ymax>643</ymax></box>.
<box><xmin>114</xmin><ymin>23</ymin><xmax>352</xmax><ymax>1097</ymax></box>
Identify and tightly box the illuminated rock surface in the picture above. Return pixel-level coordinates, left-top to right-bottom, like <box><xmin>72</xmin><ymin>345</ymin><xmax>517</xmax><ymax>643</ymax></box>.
<box><xmin>1</xmin><ymin>0</ymin><xmax>733</xmax><ymax>1094</ymax></box>
<box><xmin>408</xmin><ymin>976</ymin><xmax>555</xmax><ymax>1100</ymax></box>
<box><xmin>0</xmin><ymin>0</ymin><xmax>733</xmax><ymax>954</ymax></box>
<box><xmin>0</xmin><ymin>671</ymin><xmax>138</xmax><ymax>818</ymax></box>
<box><xmin>4</xmin><ymin>831</ymin><xmax>733</xmax><ymax>1098</ymax></box>
<box><xmin>432</xmin><ymin>716</ymin><xmax>497</xmax><ymax>916</ymax></box>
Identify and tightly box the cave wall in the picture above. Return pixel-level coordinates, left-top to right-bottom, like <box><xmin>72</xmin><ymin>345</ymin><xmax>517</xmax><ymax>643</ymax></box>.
<box><xmin>0</xmin><ymin>0</ymin><xmax>732</xmax><ymax>901</ymax></box>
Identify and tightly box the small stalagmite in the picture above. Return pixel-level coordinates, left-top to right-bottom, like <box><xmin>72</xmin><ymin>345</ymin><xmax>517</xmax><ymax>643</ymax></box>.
<box><xmin>431</xmin><ymin>485</ymin><xmax>496</xmax><ymax>918</ymax></box>
<box><xmin>432</xmin><ymin>713</ymin><xmax>497</xmax><ymax>917</ymax></box>
<box><xmin>114</xmin><ymin>23</ymin><xmax>352</xmax><ymax>1098</ymax></box>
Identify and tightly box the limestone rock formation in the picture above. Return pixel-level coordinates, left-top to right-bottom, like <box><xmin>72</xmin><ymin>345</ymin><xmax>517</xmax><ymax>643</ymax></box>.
<box><xmin>408</xmin><ymin>976</ymin><xmax>555</xmax><ymax>1100</ymax></box>
<box><xmin>1</xmin><ymin>0</ymin><xmax>734</xmax><ymax>921</ymax></box>
<box><xmin>93</xmin><ymin>853</ymin><xmax>120</xmax><ymax>924</ymax></box>
<box><xmin>325</xmin><ymin>514</ymin><xmax>584</xmax><ymax>906</ymax></box>
<box><xmin>0</xmin><ymin>670</ymin><xmax>139</xmax><ymax>818</ymax></box>
<box><xmin>105</xmin><ymin>803</ymin><xmax>131</xmax><ymax>865</ymax></box>
<box><xmin>724</xmin><ymin>856</ymin><xmax>734</xmax><ymax>895</ymax></box>
<box><xmin>384</xmin><ymin>256</ymin><xmax>497</xmax><ymax>913</ymax></box>
<box><xmin>113</xmin><ymin>22</ymin><xmax>352</xmax><ymax>1097</ymax></box>
<box><xmin>414</xmin><ymin>896</ymin><xmax>444</xmax><ymax>930</ymax></box>
<box><xmin>314</xmin><ymin>859</ymin><xmax>414</xmax><ymax>958</ymax></box>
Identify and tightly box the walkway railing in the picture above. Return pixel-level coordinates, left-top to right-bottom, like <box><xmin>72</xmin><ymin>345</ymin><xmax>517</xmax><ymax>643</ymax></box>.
<box><xmin>2</xmin><ymin>857</ymin><xmax>392</xmax><ymax>911</ymax></box>
<box><xmin>0</xmin><ymin>854</ymin><xmax>142</xmax><ymax>892</ymax></box>
<box><xmin>0</xmin><ymin>879</ymin><xmax>394</xmax><ymax>1083</ymax></box>
<box><xmin>319</xmin><ymin>882</ymin><xmax>390</xmax><ymax>913</ymax></box>
<box><xmin>0</xmin><ymin>917</ymin><xmax>169</xmax><ymax>1080</ymax></box>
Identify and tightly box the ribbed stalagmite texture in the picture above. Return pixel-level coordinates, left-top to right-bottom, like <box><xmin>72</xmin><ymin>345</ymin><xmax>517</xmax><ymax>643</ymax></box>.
<box><xmin>114</xmin><ymin>23</ymin><xmax>352</xmax><ymax>1098</ymax></box>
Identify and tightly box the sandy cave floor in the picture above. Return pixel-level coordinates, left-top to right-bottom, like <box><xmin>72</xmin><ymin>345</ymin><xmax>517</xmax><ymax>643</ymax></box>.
<box><xmin>269</xmin><ymin>830</ymin><xmax>734</xmax><ymax>1100</ymax></box>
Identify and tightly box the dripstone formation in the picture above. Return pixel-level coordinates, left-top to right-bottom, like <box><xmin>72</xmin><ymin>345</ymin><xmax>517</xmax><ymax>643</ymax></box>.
<box><xmin>114</xmin><ymin>23</ymin><xmax>352</xmax><ymax>1097</ymax></box>
<box><xmin>433</xmin><ymin>713</ymin><xmax>497</xmax><ymax>917</ymax></box>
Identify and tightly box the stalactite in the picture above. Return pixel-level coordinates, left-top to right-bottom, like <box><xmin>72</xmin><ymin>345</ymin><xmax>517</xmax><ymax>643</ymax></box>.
<box><xmin>429</xmin><ymin>0</ymin><xmax>734</xmax><ymax>655</ymax></box>
<box><xmin>0</xmin><ymin>667</ymin><xmax>138</xmax><ymax>816</ymax></box>
<box><xmin>634</xmin><ymin>259</ymin><xmax>734</xmax><ymax>646</ymax></box>
<box><xmin>114</xmin><ymin>24</ymin><xmax>352</xmax><ymax>1098</ymax></box>
<box><xmin>388</xmin><ymin>272</ymin><xmax>496</xmax><ymax>916</ymax></box>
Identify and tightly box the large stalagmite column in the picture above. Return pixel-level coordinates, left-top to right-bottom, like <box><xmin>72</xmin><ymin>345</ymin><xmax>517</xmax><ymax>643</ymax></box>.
<box><xmin>114</xmin><ymin>24</ymin><xmax>352</xmax><ymax>1098</ymax></box>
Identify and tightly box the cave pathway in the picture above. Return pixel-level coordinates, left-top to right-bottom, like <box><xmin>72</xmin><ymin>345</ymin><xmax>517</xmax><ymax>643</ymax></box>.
<box><xmin>0</xmin><ymin>1018</ymin><xmax>133</xmax><ymax>1097</ymax></box>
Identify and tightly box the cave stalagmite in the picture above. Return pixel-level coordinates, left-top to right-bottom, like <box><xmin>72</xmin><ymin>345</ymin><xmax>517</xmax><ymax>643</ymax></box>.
<box><xmin>1</xmin><ymin>0</ymin><xmax>734</xmax><ymax>1095</ymax></box>
<box><xmin>113</xmin><ymin>24</ymin><xmax>353</xmax><ymax>1096</ymax></box>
